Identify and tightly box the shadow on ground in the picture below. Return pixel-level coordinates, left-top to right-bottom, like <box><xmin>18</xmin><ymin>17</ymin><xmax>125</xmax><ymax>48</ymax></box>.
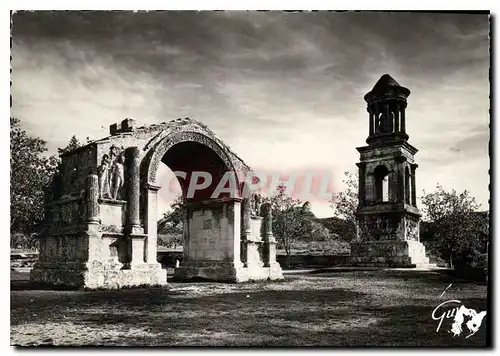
<box><xmin>11</xmin><ymin>270</ymin><xmax>489</xmax><ymax>347</ymax></box>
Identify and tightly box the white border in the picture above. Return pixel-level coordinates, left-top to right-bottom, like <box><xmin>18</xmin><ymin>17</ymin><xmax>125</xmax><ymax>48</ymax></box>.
<box><xmin>2</xmin><ymin>3</ymin><xmax>496</xmax><ymax>355</ymax></box>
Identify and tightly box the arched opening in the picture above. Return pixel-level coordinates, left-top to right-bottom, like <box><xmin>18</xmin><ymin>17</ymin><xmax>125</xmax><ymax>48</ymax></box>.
<box><xmin>161</xmin><ymin>141</ymin><xmax>233</xmax><ymax>202</ymax></box>
<box><xmin>156</xmin><ymin>165</ymin><xmax>183</xmax><ymax>265</ymax></box>
<box><xmin>153</xmin><ymin>140</ymin><xmax>237</xmax><ymax>271</ymax></box>
<box><xmin>374</xmin><ymin>165</ymin><xmax>389</xmax><ymax>203</ymax></box>
<box><xmin>405</xmin><ymin>166</ymin><xmax>411</xmax><ymax>204</ymax></box>
<box><xmin>143</xmin><ymin>133</ymin><xmax>254</xmax><ymax>282</ymax></box>
<box><xmin>139</xmin><ymin>127</ymin><xmax>282</xmax><ymax>283</ymax></box>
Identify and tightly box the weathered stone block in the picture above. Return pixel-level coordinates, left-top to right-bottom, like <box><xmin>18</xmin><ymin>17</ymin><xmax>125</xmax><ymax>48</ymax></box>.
<box><xmin>121</xmin><ymin>118</ymin><xmax>136</xmax><ymax>132</ymax></box>
<box><xmin>110</xmin><ymin>123</ymin><xmax>118</xmax><ymax>135</ymax></box>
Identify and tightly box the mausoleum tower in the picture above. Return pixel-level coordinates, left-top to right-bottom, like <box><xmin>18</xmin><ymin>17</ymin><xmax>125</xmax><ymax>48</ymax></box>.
<box><xmin>350</xmin><ymin>74</ymin><xmax>433</xmax><ymax>267</ymax></box>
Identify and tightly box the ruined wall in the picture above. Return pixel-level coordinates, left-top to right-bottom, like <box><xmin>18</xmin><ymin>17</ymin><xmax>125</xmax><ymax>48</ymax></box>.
<box><xmin>32</xmin><ymin>118</ymin><xmax>277</xmax><ymax>288</ymax></box>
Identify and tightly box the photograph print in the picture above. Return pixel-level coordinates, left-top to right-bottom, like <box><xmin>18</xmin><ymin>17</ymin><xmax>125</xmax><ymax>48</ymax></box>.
<box><xmin>10</xmin><ymin>10</ymin><xmax>490</xmax><ymax>347</ymax></box>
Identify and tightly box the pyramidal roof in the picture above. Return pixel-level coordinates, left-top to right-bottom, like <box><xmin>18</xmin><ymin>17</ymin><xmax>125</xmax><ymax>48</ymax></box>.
<box><xmin>364</xmin><ymin>74</ymin><xmax>410</xmax><ymax>102</ymax></box>
<box><xmin>371</xmin><ymin>74</ymin><xmax>401</xmax><ymax>92</ymax></box>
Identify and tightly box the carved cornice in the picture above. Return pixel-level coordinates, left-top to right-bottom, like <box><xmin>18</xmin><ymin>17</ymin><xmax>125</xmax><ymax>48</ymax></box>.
<box><xmin>394</xmin><ymin>155</ymin><xmax>407</xmax><ymax>163</ymax></box>
<box><xmin>98</xmin><ymin>198</ymin><xmax>127</xmax><ymax>206</ymax></box>
<box><xmin>146</xmin><ymin>183</ymin><xmax>162</xmax><ymax>191</ymax></box>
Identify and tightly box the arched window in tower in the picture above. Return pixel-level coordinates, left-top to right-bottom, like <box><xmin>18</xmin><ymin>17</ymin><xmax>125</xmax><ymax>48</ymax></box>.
<box><xmin>405</xmin><ymin>166</ymin><xmax>411</xmax><ymax>204</ymax></box>
<box><xmin>374</xmin><ymin>165</ymin><xmax>389</xmax><ymax>203</ymax></box>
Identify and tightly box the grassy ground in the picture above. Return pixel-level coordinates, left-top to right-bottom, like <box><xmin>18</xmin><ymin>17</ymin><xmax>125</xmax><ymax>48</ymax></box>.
<box><xmin>280</xmin><ymin>240</ymin><xmax>351</xmax><ymax>255</ymax></box>
<box><xmin>11</xmin><ymin>269</ymin><xmax>488</xmax><ymax>347</ymax></box>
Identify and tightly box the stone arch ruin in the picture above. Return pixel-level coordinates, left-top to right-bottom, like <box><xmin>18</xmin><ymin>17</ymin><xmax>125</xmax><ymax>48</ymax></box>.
<box><xmin>31</xmin><ymin>118</ymin><xmax>283</xmax><ymax>289</ymax></box>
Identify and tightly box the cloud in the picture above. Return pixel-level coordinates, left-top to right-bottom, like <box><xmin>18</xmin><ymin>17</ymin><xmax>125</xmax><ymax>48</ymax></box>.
<box><xmin>11</xmin><ymin>11</ymin><xmax>490</xmax><ymax>218</ymax></box>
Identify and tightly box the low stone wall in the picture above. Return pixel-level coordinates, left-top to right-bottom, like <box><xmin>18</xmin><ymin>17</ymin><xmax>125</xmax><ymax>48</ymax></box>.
<box><xmin>276</xmin><ymin>254</ymin><xmax>350</xmax><ymax>269</ymax></box>
<box><xmin>18</xmin><ymin>250</ymin><xmax>439</xmax><ymax>271</ymax></box>
<box><xmin>14</xmin><ymin>250</ymin><xmax>349</xmax><ymax>272</ymax></box>
<box><xmin>157</xmin><ymin>250</ymin><xmax>351</xmax><ymax>269</ymax></box>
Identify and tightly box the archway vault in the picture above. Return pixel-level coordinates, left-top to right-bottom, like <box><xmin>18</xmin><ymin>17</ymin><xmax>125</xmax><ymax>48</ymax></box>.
<box><xmin>144</xmin><ymin>130</ymin><xmax>241</xmax><ymax>188</ymax></box>
<box><xmin>30</xmin><ymin>117</ymin><xmax>283</xmax><ymax>289</ymax></box>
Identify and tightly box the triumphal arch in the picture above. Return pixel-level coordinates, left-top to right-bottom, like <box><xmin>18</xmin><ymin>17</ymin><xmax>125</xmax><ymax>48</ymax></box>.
<box><xmin>31</xmin><ymin>118</ymin><xmax>283</xmax><ymax>288</ymax></box>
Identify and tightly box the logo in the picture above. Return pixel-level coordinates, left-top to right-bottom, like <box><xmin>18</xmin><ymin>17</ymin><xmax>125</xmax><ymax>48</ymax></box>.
<box><xmin>156</xmin><ymin>168</ymin><xmax>336</xmax><ymax>202</ymax></box>
<box><xmin>431</xmin><ymin>299</ymin><xmax>487</xmax><ymax>339</ymax></box>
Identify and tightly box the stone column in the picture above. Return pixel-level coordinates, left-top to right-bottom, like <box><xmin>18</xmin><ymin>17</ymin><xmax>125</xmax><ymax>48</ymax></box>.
<box><xmin>411</xmin><ymin>164</ymin><xmax>418</xmax><ymax>206</ymax></box>
<box><xmin>85</xmin><ymin>173</ymin><xmax>100</xmax><ymax>225</ymax></box>
<box><xmin>125</xmin><ymin>147</ymin><xmax>142</xmax><ymax>234</ymax></box>
<box><xmin>145</xmin><ymin>184</ymin><xmax>161</xmax><ymax>264</ymax></box>
<box><xmin>356</xmin><ymin>162</ymin><xmax>366</xmax><ymax>207</ymax></box>
<box><xmin>394</xmin><ymin>103</ymin><xmax>400</xmax><ymax>132</ymax></box>
<box><xmin>181</xmin><ymin>205</ymin><xmax>190</xmax><ymax>262</ymax></box>
<box><xmin>385</xmin><ymin>103</ymin><xmax>392</xmax><ymax>133</ymax></box>
<box><xmin>401</xmin><ymin>106</ymin><xmax>406</xmax><ymax>133</ymax></box>
<box><xmin>368</xmin><ymin>109</ymin><xmax>374</xmax><ymax>136</ymax></box>
<box><xmin>395</xmin><ymin>156</ymin><xmax>407</xmax><ymax>203</ymax></box>
<box><xmin>246</xmin><ymin>194</ymin><xmax>262</xmax><ymax>269</ymax></box>
<box><xmin>241</xmin><ymin>197</ymin><xmax>252</xmax><ymax>266</ymax></box>
<box><xmin>227</xmin><ymin>199</ymin><xmax>243</xmax><ymax>267</ymax></box>
<box><xmin>365</xmin><ymin>173</ymin><xmax>374</xmax><ymax>203</ymax></box>
<box><xmin>261</xmin><ymin>203</ymin><xmax>276</xmax><ymax>267</ymax></box>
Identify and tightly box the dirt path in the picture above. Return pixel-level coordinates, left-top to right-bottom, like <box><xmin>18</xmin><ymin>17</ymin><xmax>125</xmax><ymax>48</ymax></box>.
<box><xmin>11</xmin><ymin>270</ymin><xmax>488</xmax><ymax>346</ymax></box>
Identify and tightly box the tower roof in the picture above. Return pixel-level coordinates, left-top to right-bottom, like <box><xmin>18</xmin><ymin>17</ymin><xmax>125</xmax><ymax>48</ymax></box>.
<box><xmin>364</xmin><ymin>74</ymin><xmax>410</xmax><ymax>103</ymax></box>
<box><xmin>371</xmin><ymin>74</ymin><xmax>402</xmax><ymax>92</ymax></box>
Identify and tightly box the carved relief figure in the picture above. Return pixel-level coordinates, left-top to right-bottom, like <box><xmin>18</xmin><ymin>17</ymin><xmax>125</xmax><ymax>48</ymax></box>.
<box><xmin>406</xmin><ymin>218</ymin><xmax>419</xmax><ymax>241</ymax></box>
<box><xmin>379</xmin><ymin>216</ymin><xmax>388</xmax><ymax>232</ymax></box>
<box><xmin>97</xmin><ymin>145</ymin><xmax>125</xmax><ymax>200</ymax></box>
<box><xmin>387</xmin><ymin>216</ymin><xmax>400</xmax><ymax>239</ymax></box>
<box><xmin>97</xmin><ymin>154</ymin><xmax>111</xmax><ymax>199</ymax></box>
<box><xmin>110</xmin><ymin>153</ymin><xmax>125</xmax><ymax>200</ymax></box>
<box><xmin>109</xmin><ymin>145</ymin><xmax>121</xmax><ymax>162</ymax></box>
<box><xmin>359</xmin><ymin>216</ymin><xmax>377</xmax><ymax>241</ymax></box>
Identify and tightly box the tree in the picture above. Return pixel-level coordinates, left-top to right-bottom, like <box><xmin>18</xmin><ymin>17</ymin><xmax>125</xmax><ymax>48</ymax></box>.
<box><xmin>266</xmin><ymin>184</ymin><xmax>308</xmax><ymax>268</ymax></box>
<box><xmin>307</xmin><ymin>221</ymin><xmax>331</xmax><ymax>241</ymax></box>
<box><xmin>10</xmin><ymin>119</ymin><xmax>84</xmax><ymax>249</ymax></box>
<box><xmin>158</xmin><ymin>194</ymin><xmax>184</xmax><ymax>249</ymax></box>
<box><xmin>420</xmin><ymin>184</ymin><xmax>487</xmax><ymax>269</ymax></box>
<box><xmin>10</xmin><ymin>118</ymin><xmax>58</xmax><ymax>236</ymax></box>
<box><xmin>58</xmin><ymin>135</ymin><xmax>82</xmax><ymax>155</ymax></box>
<box><xmin>330</xmin><ymin>171</ymin><xmax>358</xmax><ymax>241</ymax></box>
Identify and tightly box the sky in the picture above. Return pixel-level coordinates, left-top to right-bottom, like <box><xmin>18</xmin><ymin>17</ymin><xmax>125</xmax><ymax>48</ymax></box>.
<box><xmin>11</xmin><ymin>11</ymin><xmax>490</xmax><ymax>218</ymax></box>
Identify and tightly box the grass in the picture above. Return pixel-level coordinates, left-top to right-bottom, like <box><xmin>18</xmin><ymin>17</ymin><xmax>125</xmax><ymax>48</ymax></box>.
<box><xmin>278</xmin><ymin>240</ymin><xmax>351</xmax><ymax>256</ymax></box>
<box><xmin>11</xmin><ymin>269</ymin><xmax>489</xmax><ymax>347</ymax></box>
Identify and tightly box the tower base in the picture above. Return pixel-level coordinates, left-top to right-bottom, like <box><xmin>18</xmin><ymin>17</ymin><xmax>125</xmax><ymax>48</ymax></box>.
<box><xmin>350</xmin><ymin>240</ymin><xmax>432</xmax><ymax>267</ymax></box>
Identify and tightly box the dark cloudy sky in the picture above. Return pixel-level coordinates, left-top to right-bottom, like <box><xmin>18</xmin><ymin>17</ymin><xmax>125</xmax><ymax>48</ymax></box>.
<box><xmin>11</xmin><ymin>11</ymin><xmax>490</xmax><ymax>217</ymax></box>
